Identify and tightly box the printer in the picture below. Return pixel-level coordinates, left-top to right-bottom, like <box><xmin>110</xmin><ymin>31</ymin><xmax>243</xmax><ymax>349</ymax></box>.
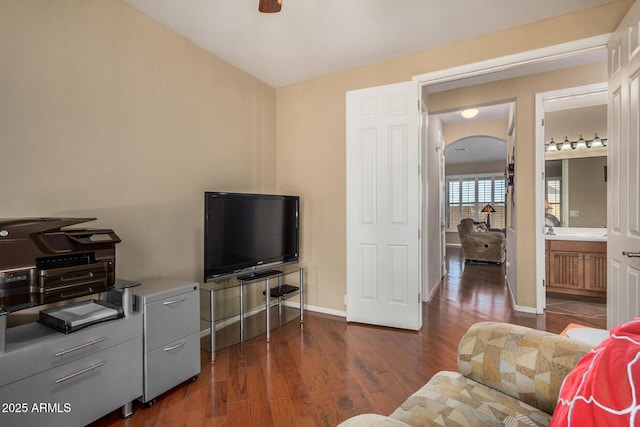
<box><xmin>0</xmin><ymin>218</ymin><xmax>121</xmax><ymax>312</ymax></box>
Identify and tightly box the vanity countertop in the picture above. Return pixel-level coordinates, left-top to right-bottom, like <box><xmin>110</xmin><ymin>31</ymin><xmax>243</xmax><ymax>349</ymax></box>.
<box><xmin>544</xmin><ymin>227</ymin><xmax>607</xmax><ymax>242</ymax></box>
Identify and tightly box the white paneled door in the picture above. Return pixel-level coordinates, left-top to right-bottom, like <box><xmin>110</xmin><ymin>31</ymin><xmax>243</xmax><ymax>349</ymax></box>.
<box><xmin>346</xmin><ymin>81</ymin><xmax>422</xmax><ymax>330</ymax></box>
<box><xmin>607</xmin><ymin>0</ymin><xmax>640</xmax><ymax>328</ymax></box>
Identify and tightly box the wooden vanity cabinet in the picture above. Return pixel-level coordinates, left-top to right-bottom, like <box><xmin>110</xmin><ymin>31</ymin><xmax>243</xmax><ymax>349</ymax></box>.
<box><xmin>546</xmin><ymin>240</ymin><xmax>607</xmax><ymax>296</ymax></box>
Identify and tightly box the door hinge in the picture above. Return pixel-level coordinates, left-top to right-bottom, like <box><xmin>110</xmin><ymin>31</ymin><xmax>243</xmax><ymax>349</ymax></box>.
<box><xmin>542</xmin><ymin>279</ymin><xmax>546</xmax><ymax>288</ymax></box>
<box><xmin>418</xmin><ymin>293</ymin><xmax>421</xmax><ymax>303</ymax></box>
<box><xmin>418</xmin><ymin>229</ymin><xmax>421</xmax><ymax>239</ymax></box>
<box><xmin>541</xmin><ymin>118</ymin><xmax>545</xmax><ymax>126</ymax></box>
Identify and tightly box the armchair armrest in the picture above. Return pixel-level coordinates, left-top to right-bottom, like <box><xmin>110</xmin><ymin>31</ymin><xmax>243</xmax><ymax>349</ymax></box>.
<box><xmin>457</xmin><ymin>322</ymin><xmax>593</xmax><ymax>415</ymax></box>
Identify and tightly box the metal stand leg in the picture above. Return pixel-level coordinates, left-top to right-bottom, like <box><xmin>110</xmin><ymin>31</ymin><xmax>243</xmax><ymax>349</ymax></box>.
<box><xmin>277</xmin><ymin>274</ymin><xmax>283</xmax><ymax>325</ymax></box>
<box><xmin>121</xmin><ymin>287</ymin><xmax>133</xmax><ymax>317</ymax></box>
<box><xmin>299</xmin><ymin>268</ymin><xmax>304</xmax><ymax>323</ymax></box>
<box><xmin>120</xmin><ymin>401</ymin><xmax>134</xmax><ymax>418</ymax></box>
<box><xmin>0</xmin><ymin>312</ymin><xmax>6</xmax><ymax>354</ymax></box>
<box><xmin>210</xmin><ymin>288</ymin><xmax>216</xmax><ymax>363</ymax></box>
<box><xmin>265</xmin><ymin>277</ymin><xmax>271</xmax><ymax>342</ymax></box>
<box><xmin>240</xmin><ymin>282</ymin><xmax>245</xmax><ymax>342</ymax></box>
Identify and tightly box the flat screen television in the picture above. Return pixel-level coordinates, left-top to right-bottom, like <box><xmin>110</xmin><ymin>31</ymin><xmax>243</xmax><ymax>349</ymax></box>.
<box><xmin>204</xmin><ymin>192</ymin><xmax>300</xmax><ymax>281</ymax></box>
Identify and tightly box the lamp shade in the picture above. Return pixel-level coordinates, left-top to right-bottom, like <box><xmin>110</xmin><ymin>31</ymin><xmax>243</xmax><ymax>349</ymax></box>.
<box><xmin>591</xmin><ymin>133</ymin><xmax>603</xmax><ymax>148</ymax></box>
<box><xmin>259</xmin><ymin>0</ymin><xmax>282</xmax><ymax>13</ymax></box>
<box><xmin>480</xmin><ymin>204</ymin><xmax>495</xmax><ymax>213</ymax></box>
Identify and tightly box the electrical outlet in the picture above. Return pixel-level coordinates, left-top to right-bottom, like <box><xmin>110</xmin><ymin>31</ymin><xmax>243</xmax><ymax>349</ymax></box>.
<box><xmin>570</xmin><ymin>210</ymin><xmax>579</xmax><ymax>217</ymax></box>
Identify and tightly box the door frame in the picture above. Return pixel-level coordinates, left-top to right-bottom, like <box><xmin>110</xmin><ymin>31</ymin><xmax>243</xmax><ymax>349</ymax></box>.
<box><xmin>412</xmin><ymin>34</ymin><xmax>610</xmax><ymax>312</ymax></box>
<box><xmin>534</xmin><ymin>83</ymin><xmax>608</xmax><ymax>314</ymax></box>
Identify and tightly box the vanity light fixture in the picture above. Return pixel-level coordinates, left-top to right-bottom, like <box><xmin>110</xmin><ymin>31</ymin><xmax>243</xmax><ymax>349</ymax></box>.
<box><xmin>590</xmin><ymin>133</ymin><xmax>604</xmax><ymax>148</ymax></box>
<box><xmin>460</xmin><ymin>108</ymin><xmax>479</xmax><ymax>119</ymax></box>
<box><xmin>545</xmin><ymin>134</ymin><xmax>608</xmax><ymax>153</ymax></box>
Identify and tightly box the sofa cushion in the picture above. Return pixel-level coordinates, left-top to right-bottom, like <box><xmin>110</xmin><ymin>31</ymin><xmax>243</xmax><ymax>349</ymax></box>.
<box><xmin>551</xmin><ymin>318</ymin><xmax>640</xmax><ymax>427</ymax></box>
<box><xmin>390</xmin><ymin>371</ymin><xmax>552</xmax><ymax>426</ymax></box>
<box><xmin>457</xmin><ymin>322</ymin><xmax>593</xmax><ymax>415</ymax></box>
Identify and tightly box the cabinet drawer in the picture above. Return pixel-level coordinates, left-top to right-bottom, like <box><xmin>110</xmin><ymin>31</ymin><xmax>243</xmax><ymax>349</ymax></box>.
<box><xmin>144</xmin><ymin>288</ymin><xmax>199</xmax><ymax>351</ymax></box>
<box><xmin>0</xmin><ymin>313</ymin><xmax>142</xmax><ymax>387</ymax></box>
<box><xmin>0</xmin><ymin>335</ymin><xmax>142</xmax><ymax>427</ymax></box>
<box><xmin>549</xmin><ymin>240</ymin><xmax>606</xmax><ymax>253</ymax></box>
<box><xmin>143</xmin><ymin>331</ymin><xmax>200</xmax><ymax>402</ymax></box>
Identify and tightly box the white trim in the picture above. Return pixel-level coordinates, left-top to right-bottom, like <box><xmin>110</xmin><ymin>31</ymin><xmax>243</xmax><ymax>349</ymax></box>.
<box><xmin>425</xmin><ymin>278</ymin><xmax>442</xmax><ymax>302</ymax></box>
<box><xmin>534</xmin><ymin>82</ymin><xmax>607</xmax><ymax>315</ymax></box>
<box><xmin>413</xmin><ymin>34</ymin><xmax>610</xmax><ymax>86</ymax></box>
<box><xmin>304</xmin><ymin>304</ymin><xmax>346</xmax><ymax>318</ymax></box>
<box><xmin>414</xmin><ymin>34</ymin><xmax>610</xmax><ymax>314</ymax></box>
<box><xmin>505</xmin><ymin>275</ymin><xmax>538</xmax><ymax>314</ymax></box>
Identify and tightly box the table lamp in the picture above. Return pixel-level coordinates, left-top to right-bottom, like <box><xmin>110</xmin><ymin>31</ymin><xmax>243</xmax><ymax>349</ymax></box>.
<box><xmin>480</xmin><ymin>204</ymin><xmax>495</xmax><ymax>228</ymax></box>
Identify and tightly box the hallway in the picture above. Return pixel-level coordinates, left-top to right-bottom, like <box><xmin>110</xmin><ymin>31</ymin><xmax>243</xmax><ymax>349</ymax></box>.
<box><xmin>440</xmin><ymin>246</ymin><xmax>607</xmax><ymax>331</ymax></box>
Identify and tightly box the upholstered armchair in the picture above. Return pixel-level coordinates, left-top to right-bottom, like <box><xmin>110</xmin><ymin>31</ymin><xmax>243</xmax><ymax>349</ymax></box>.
<box><xmin>457</xmin><ymin>218</ymin><xmax>505</xmax><ymax>263</ymax></box>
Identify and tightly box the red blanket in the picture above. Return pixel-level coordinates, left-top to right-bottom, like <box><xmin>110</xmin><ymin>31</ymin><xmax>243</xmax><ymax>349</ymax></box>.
<box><xmin>551</xmin><ymin>318</ymin><xmax>640</xmax><ymax>426</ymax></box>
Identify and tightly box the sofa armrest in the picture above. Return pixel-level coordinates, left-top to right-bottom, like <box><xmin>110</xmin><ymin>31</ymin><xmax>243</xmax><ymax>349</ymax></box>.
<box><xmin>457</xmin><ymin>322</ymin><xmax>593</xmax><ymax>415</ymax></box>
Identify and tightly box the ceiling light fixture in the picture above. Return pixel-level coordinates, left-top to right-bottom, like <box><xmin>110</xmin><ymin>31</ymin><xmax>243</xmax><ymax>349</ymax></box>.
<box><xmin>259</xmin><ymin>0</ymin><xmax>282</xmax><ymax>13</ymax></box>
<box><xmin>460</xmin><ymin>108</ymin><xmax>479</xmax><ymax>119</ymax></box>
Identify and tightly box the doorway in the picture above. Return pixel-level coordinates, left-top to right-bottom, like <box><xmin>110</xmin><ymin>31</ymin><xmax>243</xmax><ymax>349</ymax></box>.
<box><xmin>414</xmin><ymin>35</ymin><xmax>610</xmax><ymax>314</ymax></box>
<box><xmin>534</xmin><ymin>83</ymin><xmax>608</xmax><ymax>316</ymax></box>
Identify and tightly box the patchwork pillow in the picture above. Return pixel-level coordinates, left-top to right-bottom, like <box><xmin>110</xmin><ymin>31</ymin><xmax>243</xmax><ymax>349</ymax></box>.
<box><xmin>550</xmin><ymin>318</ymin><xmax>640</xmax><ymax>427</ymax></box>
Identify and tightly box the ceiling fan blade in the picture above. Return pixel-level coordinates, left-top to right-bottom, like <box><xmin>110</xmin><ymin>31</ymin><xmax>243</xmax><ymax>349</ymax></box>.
<box><xmin>259</xmin><ymin>0</ymin><xmax>282</xmax><ymax>13</ymax></box>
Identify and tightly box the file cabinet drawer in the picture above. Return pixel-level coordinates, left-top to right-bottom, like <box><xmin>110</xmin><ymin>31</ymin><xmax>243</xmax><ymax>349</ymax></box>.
<box><xmin>144</xmin><ymin>332</ymin><xmax>200</xmax><ymax>401</ymax></box>
<box><xmin>144</xmin><ymin>287</ymin><xmax>199</xmax><ymax>350</ymax></box>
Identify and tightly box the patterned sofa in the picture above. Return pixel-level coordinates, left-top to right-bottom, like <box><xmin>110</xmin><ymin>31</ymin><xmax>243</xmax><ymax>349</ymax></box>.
<box><xmin>338</xmin><ymin>322</ymin><xmax>593</xmax><ymax>427</ymax></box>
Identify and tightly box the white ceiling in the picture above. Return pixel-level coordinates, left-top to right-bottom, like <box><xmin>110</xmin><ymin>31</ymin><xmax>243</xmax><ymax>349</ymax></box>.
<box><xmin>121</xmin><ymin>0</ymin><xmax>615</xmax><ymax>88</ymax></box>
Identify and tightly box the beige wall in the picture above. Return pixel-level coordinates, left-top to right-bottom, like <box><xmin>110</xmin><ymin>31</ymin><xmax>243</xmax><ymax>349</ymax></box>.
<box><xmin>0</xmin><ymin>0</ymin><xmax>276</xmax><ymax>285</ymax></box>
<box><xmin>1</xmin><ymin>0</ymin><xmax>632</xmax><ymax>315</ymax></box>
<box><xmin>568</xmin><ymin>156</ymin><xmax>608</xmax><ymax>227</ymax></box>
<box><xmin>276</xmin><ymin>1</ymin><xmax>632</xmax><ymax>312</ymax></box>
<box><xmin>444</xmin><ymin>119</ymin><xmax>509</xmax><ymax>149</ymax></box>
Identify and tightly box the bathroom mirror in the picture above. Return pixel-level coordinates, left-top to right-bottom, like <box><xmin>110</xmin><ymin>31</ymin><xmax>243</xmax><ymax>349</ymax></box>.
<box><xmin>543</xmin><ymin>103</ymin><xmax>607</xmax><ymax>228</ymax></box>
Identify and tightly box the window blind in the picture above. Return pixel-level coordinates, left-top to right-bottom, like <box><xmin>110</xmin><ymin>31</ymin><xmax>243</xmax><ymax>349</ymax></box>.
<box><xmin>447</xmin><ymin>174</ymin><xmax>506</xmax><ymax>229</ymax></box>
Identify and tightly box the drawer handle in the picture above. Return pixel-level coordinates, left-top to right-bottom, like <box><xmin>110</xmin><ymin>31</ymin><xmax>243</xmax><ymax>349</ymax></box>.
<box><xmin>163</xmin><ymin>296</ymin><xmax>186</xmax><ymax>306</ymax></box>
<box><xmin>623</xmin><ymin>251</ymin><xmax>640</xmax><ymax>258</ymax></box>
<box><xmin>164</xmin><ymin>340</ymin><xmax>187</xmax><ymax>352</ymax></box>
<box><xmin>55</xmin><ymin>338</ymin><xmax>105</xmax><ymax>357</ymax></box>
<box><xmin>54</xmin><ymin>362</ymin><xmax>105</xmax><ymax>384</ymax></box>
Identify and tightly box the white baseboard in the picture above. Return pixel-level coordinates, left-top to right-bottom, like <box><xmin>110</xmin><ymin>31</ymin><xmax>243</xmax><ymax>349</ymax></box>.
<box><xmin>303</xmin><ymin>303</ymin><xmax>346</xmax><ymax>318</ymax></box>
<box><xmin>506</xmin><ymin>276</ymin><xmax>538</xmax><ymax>314</ymax></box>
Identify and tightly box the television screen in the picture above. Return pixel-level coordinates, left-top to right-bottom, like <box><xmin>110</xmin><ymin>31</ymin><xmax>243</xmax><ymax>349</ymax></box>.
<box><xmin>204</xmin><ymin>192</ymin><xmax>299</xmax><ymax>281</ymax></box>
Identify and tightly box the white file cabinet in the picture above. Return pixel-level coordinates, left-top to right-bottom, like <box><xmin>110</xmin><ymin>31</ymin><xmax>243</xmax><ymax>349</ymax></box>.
<box><xmin>135</xmin><ymin>279</ymin><xmax>200</xmax><ymax>405</ymax></box>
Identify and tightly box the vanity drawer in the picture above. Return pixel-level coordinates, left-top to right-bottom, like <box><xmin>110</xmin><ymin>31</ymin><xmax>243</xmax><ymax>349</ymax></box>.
<box><xmin>143</xmin><ymin>287</ymin><xmax>199</xmax><ymax>351</ymax></box>
<box><xmin>0</xmin><ymin>335</ymin><xmax>142</xmax><ymax>427</ymax></box>
<box><xmin>549</xmin><ymin>240</ymin><xmax>606</xmax><ymax>253</ymax></box>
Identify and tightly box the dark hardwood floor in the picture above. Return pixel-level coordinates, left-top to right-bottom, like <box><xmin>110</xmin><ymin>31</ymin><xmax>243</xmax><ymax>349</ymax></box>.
<box><xmin>91</xmin><ymin>247</ymin><xmax>606</xmax><ymax>427</ymax></box>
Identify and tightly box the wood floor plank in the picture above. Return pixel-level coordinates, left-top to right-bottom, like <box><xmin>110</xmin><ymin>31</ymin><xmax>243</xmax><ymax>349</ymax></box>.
<box><xmin>89</xmin><ymin>247</ymin><xmax>607</xmax><ymax>427</ymax></box>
